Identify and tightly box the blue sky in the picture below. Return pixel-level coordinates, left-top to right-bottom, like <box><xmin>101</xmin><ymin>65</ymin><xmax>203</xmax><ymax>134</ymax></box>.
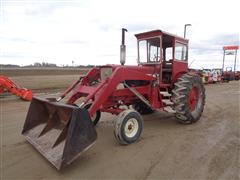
<box><xmin>0</xmin><ymin>0</ymin><xmax>239</xmax><ymax>70</ymax></box>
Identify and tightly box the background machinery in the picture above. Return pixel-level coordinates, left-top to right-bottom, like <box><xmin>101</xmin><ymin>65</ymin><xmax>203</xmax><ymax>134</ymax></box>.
<box><xmin>22</xmin><ymin>28</ymin><xmax>205</xmax><ymax>170</ymax></box>
<box><xmin>222</xmin><ymin>45</ymin><xmax>239</xmax><ymax>81</ymax></box>
<box><xmin>222</xmin><ymin>67</ymin><xmax>235</xmax><ymax>81</ymax></box>
<box><xmin>0</xmin><ymin>75</ymin><xmax>32</xmax><ymax>101</ymax></box>
<box><xmin>201</xmin><ymin>69</ymin><xmax>222</xmax><ymax>84</ymax></box>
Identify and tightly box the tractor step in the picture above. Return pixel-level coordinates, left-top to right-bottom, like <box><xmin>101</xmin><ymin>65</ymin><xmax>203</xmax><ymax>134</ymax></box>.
<box><xmin>162</xmin><ymin>99</ymin><xmax>174</xmax><ymax>105</ymax></box>
<box><xmin>163</xmin><ymin>106</ymin><xmax>176</xmax><ymax>113</ymax></box>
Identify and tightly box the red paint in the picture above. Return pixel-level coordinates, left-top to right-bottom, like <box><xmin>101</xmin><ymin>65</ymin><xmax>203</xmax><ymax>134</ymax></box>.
<box><xmin>223</xmin><ymin>46</ymin><xmax>239</xmax><ymax>50</ymax></box>
<box><xmin>63</xmin><ymin>29</ymin><xmax>191</xmax><ymax>116</ymax></box>
<box><xmin>188</xmin><ymin>87</ymin><xmax>199</xmax><ymax>111</ymax></box>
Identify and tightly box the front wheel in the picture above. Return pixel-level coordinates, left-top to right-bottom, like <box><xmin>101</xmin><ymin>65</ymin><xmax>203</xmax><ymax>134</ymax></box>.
<box><xmin>74</xmin><ymin>103</ymin><xmax>101</xmax><ymax>126</ymax></box>
<box><xmin>83</xmin><ymin>103</ymin><xmax>101</xmax><ymax>126</ymax></box>
<box><xmin>114</xmin><ymin>110</ymin><xmax>143</xmax><ymax>145</ymax></box>
<box><xmin>172</xmin><ymin>73</ymin><xmax>206</xmax><ymax>124</ymax></box>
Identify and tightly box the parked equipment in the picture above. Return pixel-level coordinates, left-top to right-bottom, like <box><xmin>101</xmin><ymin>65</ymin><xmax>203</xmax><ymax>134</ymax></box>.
<box><xmin>222</xmin><ymin>67</ymin><xmax>240</xmax><ymax>81</ymax></box>
<box><xmin>211</xmin><ymin>69</ymin><xmax>222</xmax><ymax>83</ymax></box>
<box><xmin>201</xmin><ymin>69</ymin><xmax>213</xmax><ymax>84</ymax></box>
<box><xmin>222</xmin><ymin>45</ymin><xmax>239</xmax><ymax>80</ymax></box>
<box><xmin>222</xmin><ymin>67</ymin><xmax>233</xmax><ymax>82</ymax></box>
<box><xmin>22</xmin><ymin>29</ymin><xmax>205</xmax><ymax>170</ymax></box>
<box><xmin>201</xmin><ymin>69</ymin><xmax>222</xmax><ymax>84</ymax></box>
<box><xmin>0</xmin><ymin>75</ymin><xmax>32</xmax><ymax>101</ymax></box>
<box><xmin>234</xmin><ymin>71</ymin><xmax>240</xmax><ymax>80</ymax></box>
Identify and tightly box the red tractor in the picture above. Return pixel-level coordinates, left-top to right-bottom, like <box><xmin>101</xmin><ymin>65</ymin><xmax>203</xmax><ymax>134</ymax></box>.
<box><xmin>22</xmin><ymin>29</ymin><xmax>205</xmax><ymax>170</ymax></box>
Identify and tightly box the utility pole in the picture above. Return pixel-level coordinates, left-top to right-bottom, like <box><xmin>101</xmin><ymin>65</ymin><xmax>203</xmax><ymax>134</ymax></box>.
<box><xmin>184</xmin><ymin>24</ymin><xmax>192</xmax><ymax>38</ymax></box>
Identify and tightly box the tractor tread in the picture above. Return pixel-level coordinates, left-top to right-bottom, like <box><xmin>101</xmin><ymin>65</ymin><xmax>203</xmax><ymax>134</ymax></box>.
<box><xmin>174</xmin><ymin>82</ymin><xmax>184</xmax><ymax>88</ymax></box>
<box><xmin>172</xmin><ymin>73</ymin><xmax>205</xmax><ymax>124</ymax></box>
<box><xmin>175</xmin><ymin>86</ymin><xmax>187</xmax><ymax>92</ymax></box>
<box><xmin>175</xmin><ymin>103</ymin><xmax>185</xmax><ymax>111</ymax></box>
<box><xmin>172</xmin><ymin>90</ymin><xmax>180</xmax><ymax>96</ymax></box>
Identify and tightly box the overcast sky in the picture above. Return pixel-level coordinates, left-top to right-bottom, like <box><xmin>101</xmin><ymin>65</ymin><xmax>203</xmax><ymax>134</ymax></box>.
<box><xmin>0</xmin><ymin>0</ymin><xmax>239</xmax><ymax>70</ymax></box>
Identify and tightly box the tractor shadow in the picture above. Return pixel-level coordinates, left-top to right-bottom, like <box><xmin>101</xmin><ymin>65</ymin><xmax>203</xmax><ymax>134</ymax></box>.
<box><xmin>61</xmin><ymin>110</ymin><xmax>182</xmax><ymax>174</ymax></box>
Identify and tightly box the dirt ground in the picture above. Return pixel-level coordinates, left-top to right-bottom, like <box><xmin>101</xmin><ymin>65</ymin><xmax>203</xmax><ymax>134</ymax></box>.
<box><xmin>0</xmin><ymin>74</ymin><xmax>239</xmax><ymax>179</ymax></box>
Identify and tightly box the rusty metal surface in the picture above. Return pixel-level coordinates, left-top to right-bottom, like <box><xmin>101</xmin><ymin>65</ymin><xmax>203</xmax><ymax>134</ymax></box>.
<box><xmin>22</xmin><ymin>97</ymin><xmax>97</xmax><ymax>170</ymax></box>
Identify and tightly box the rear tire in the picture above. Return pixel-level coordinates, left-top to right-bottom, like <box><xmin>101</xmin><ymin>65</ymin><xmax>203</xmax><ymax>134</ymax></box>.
<box><xmin>114</xmin><ymin>110</ymin><xmax>143</xmax><ymax>145</ymax></box>
<box><xmin>172</xmin><ymin>73</ymin><xmax>205</xmax><ymax>124</ymax></box>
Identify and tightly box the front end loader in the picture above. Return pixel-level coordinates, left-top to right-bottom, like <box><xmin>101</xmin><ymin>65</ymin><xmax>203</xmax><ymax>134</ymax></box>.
<box><xmin>22</xmin><ymin>28</ymin><xmax>205</xmax><ymax>170</ymax></box>
<box><xmin>22</xmin><ymin>97</ymin><xmax>96</xmax><ymax>169</ymax></box>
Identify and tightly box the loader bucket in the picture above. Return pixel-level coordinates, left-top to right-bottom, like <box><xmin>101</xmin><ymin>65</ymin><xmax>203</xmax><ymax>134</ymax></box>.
<box><xmin>22</xmin><ymin>97</ymin><xmax>97</xmax><ymax>170</ymax></box>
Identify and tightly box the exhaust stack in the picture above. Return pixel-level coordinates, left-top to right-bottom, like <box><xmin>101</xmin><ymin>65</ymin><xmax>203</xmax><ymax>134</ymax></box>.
<box><xmin>120</xmin><ymin>28</ymin><xmax>128</xmax><ymax>65</ymax></box>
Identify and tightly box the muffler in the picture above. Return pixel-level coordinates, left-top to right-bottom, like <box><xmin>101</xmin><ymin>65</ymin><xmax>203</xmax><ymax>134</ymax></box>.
<box><xmin>22</xmin><ymin>97</ymin><xmax>97</xmax><ymax>170</ymax></box>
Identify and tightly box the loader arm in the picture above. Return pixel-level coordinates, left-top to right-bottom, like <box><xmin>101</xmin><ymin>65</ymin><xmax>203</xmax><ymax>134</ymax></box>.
<box><xmin>67</xmin><ymin>66</ymin><xmax>156</xmax><ymax>117</ymax></box>
<box><xmin>21</xmin><ymin>66</ymin><xmax>155</xmax><ymax>170</ymax></box>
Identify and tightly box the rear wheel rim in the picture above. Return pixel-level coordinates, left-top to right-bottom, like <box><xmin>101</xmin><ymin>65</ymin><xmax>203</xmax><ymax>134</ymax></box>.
<box><xmin>124</xmin><ymin>118</ymin><xmax>139</xmax><ymax>138</ymax></box>
<box><xmin>188</xmin><ymin>87</ymin><xmax>199</xmax><ymax>112</ymax></box>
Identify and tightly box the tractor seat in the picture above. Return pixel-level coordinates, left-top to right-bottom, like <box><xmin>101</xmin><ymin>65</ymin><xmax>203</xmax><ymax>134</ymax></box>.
<box><xmin>163</xmin><ymin>63</ymin><xmax>172</xmax><ymax>68</ymax></box>
<box><xmin>162</xmin><ymin>59</ymin><xmax>172</xmax><ymax>72</ymax></box>
<box><xmin>162</xmin><ymin>68</ymin><xmax>172</xmax><ymax>72</ymax></box>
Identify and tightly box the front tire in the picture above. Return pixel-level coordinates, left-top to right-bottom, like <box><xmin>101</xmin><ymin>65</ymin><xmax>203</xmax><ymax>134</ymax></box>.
<box><xmin>172</xmin><ymin>73</ymin><xmax>205</xmax><ymax>124</ymax></box>
<box><xmin>73</xmin><ymin>103</ymin><xmax>101</xmax><ymax>126</ymax></box>
<box><xmin>114</xmin><ymin>110</ymin><xmax>143</xmax><ymax>145</ymax></box>
<box><xmin>83</xmin><ymin>103</ymin><xmax>101</xmax><ymax>126</ymax></box>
